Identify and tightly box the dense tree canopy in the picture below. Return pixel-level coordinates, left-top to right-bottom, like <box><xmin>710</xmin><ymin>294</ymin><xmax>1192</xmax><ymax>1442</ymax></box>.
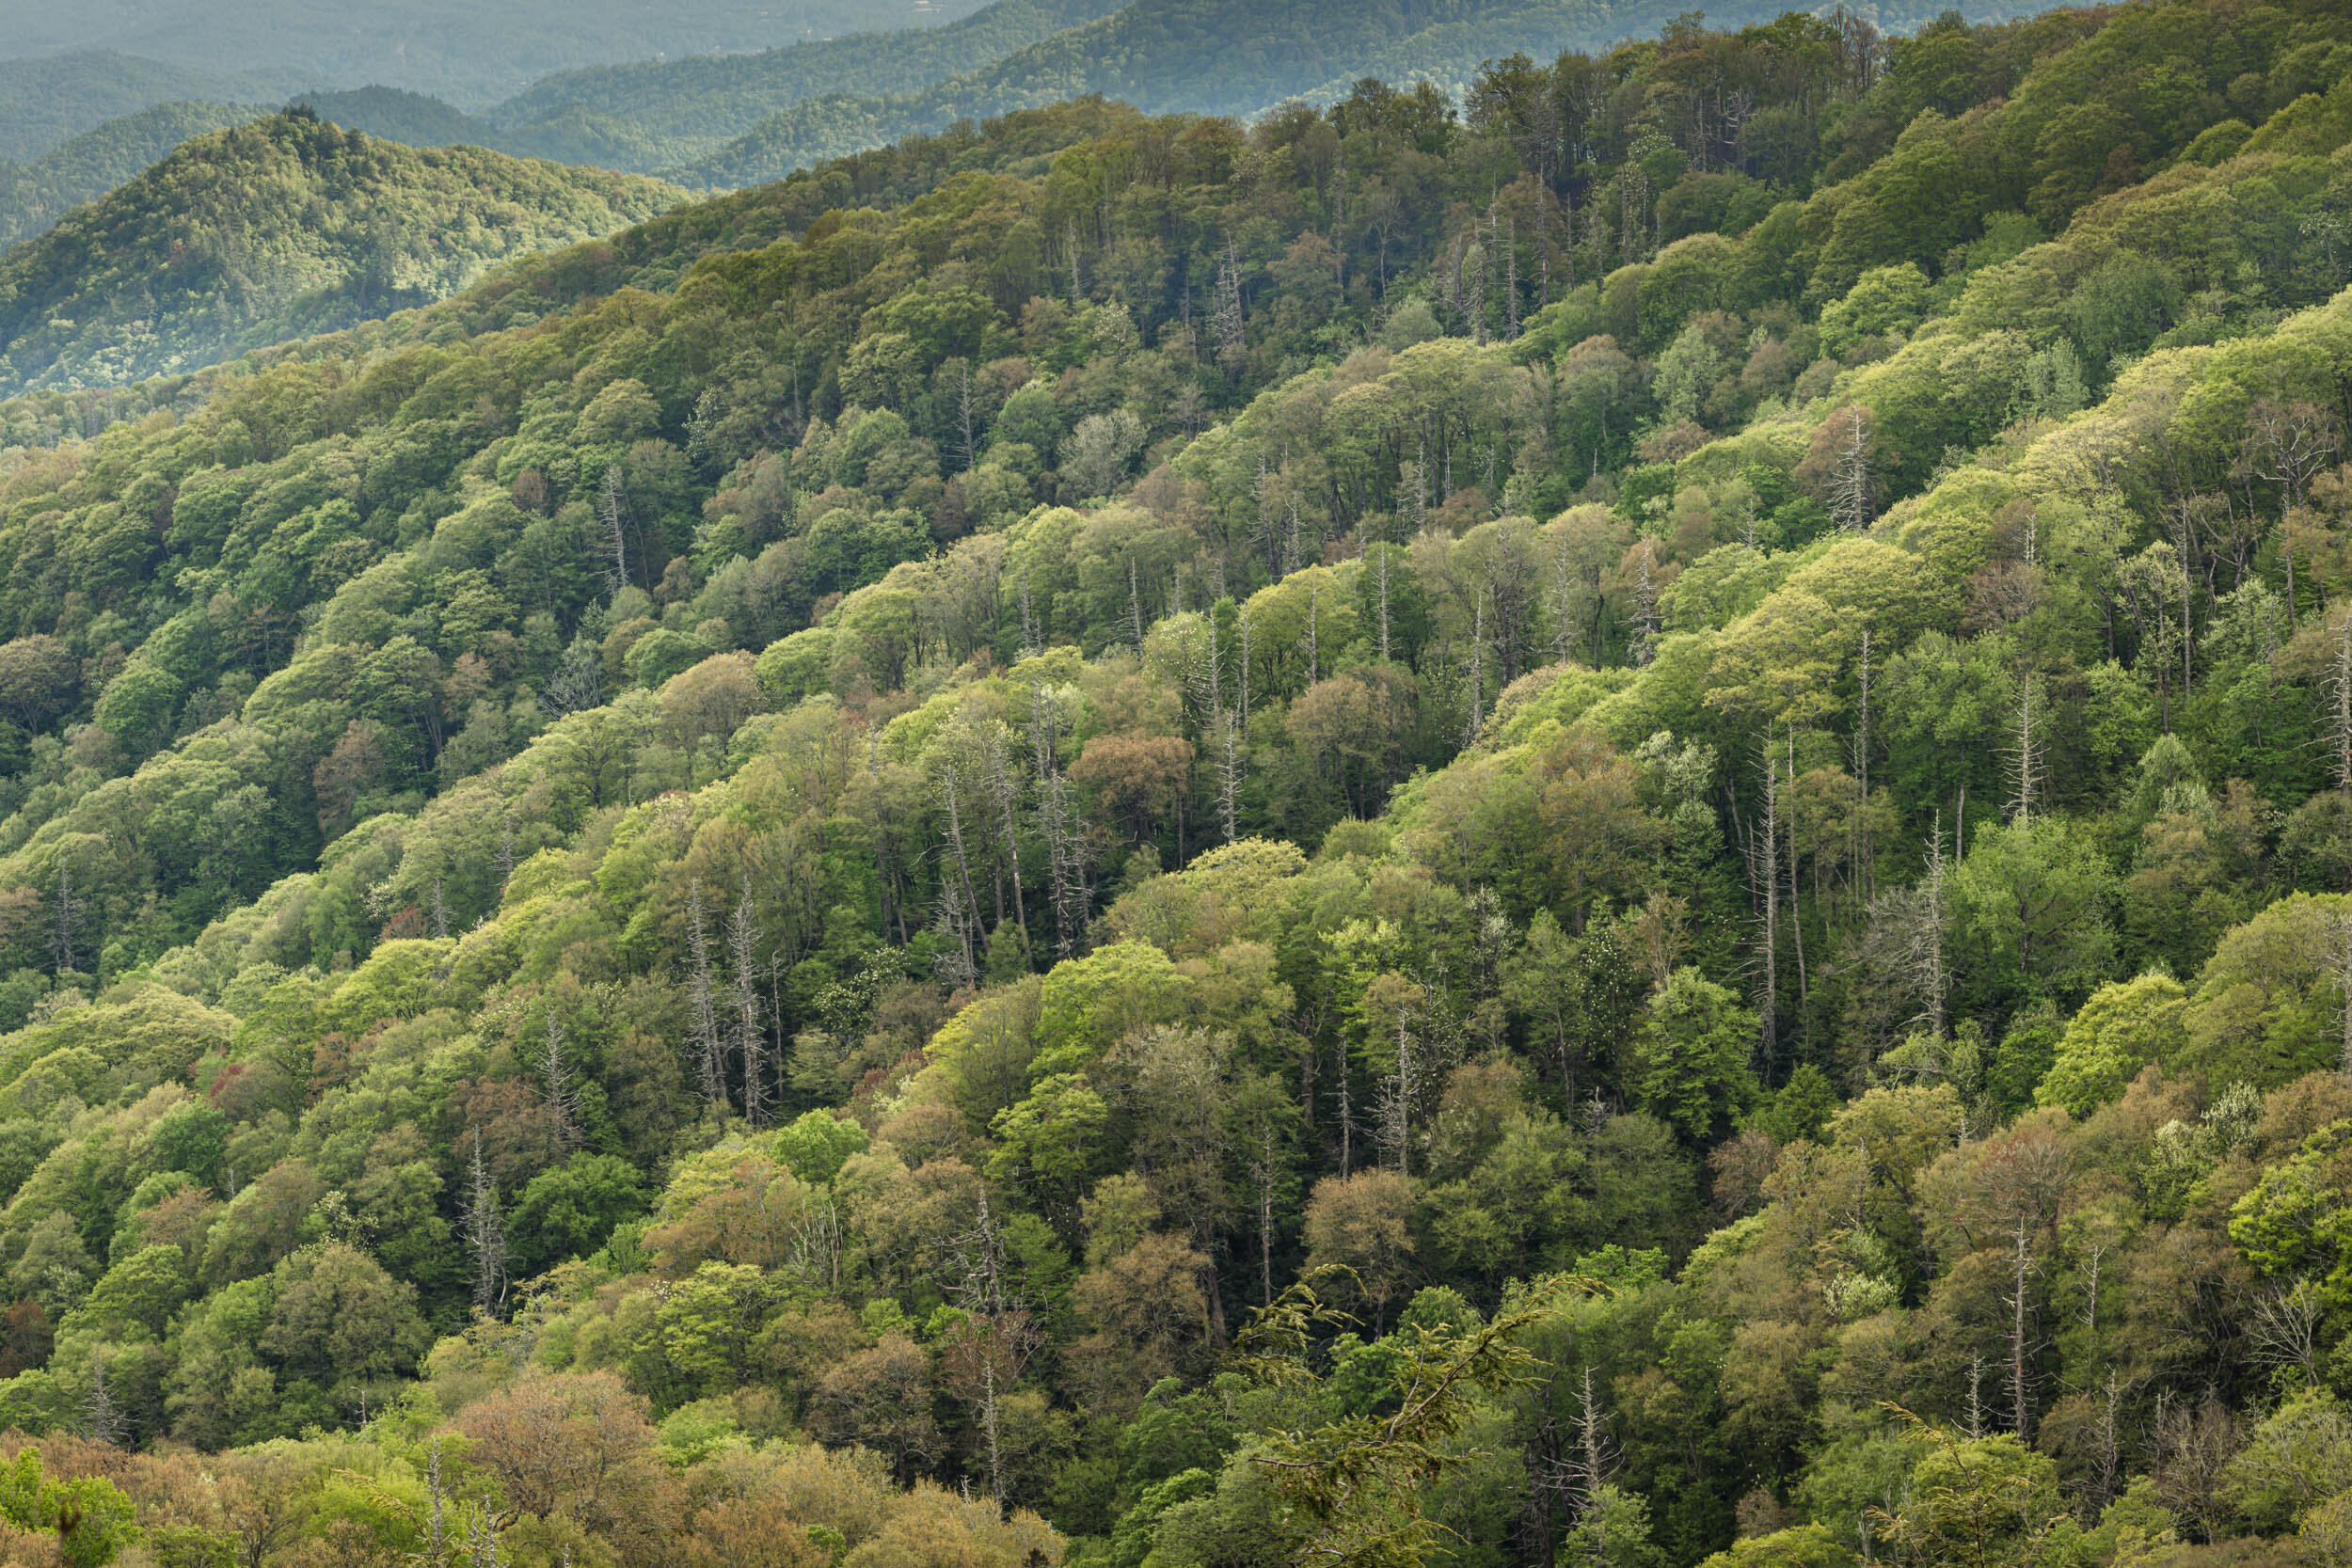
<box><xmin>0</xmin><ymin>3</ymin><xmax>2342</xmax><ymax>1566</ymax></box>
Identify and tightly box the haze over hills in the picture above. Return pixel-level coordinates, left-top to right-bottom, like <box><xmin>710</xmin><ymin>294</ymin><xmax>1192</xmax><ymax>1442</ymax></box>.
<box><xmin>482</xmin><ymin>0</ymin><xmax>1127</xmax><ymax>166</ymax></box>
<box><xmin>0</xmin><ymin>0</ymin><xmax>2106</xmax><ymax>189</ymax></box>
<box><xmin>0</xmin><ymin>110</ymin><xmax>683</xmax><ymax>392</ymax></box>
<box><xmin>0</xmin><ymin>52</ymin><xmax>295</xmax><ymax>164</ymax></box>
<box><xmin>0</xmin><ymin>0</ymin><xmax>996</xmax><ymax>109</ymax></box>
<box><xmin>669</xmin><ymin>0</ymin><xmax>1646</xmax><ymax>184</ymax></box>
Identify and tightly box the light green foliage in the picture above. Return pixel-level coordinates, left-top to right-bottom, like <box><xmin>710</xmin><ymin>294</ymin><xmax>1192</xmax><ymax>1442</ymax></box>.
<box><xmin>1561</xmin><ymin>1485</ymin><xmax>1669</xmax><ymax>1568</ymax></box>
<box><xmin>2231</xmin><ymin>1119</ymin><xmax>2352</xmax><ymax>1309</ymax></box>
<box><xmin>2225</xmin><ymin>1390</ymin><xmax>2352</xmax><ymax>1532</ymax></box>
<box><xmin>2034</xmin><ymin>972</ymin><xmax>2186</xmax><ymax>1117</ymax></box>
<box><xmin>1819</xmin><ymin>264</ymin><xmax>1932</xmax><ymax>354</ymax></box>
<box><xmin>0</xmin><ymin>1446</ymin><xmax>137</xmax><ymax>1565</ymax></box>
<box><xmin>989</xmin><ymin>1073</ymin><xmax>1110</xmax><ymax>1213</ymax></box>
<box><xmin>1697</xmin><ymin>1525</ymin><xmax>1859</xmax><ymax>1568</ymax></box>
<box><xmin>1873</xmin><ymin>1428</ymin><xmax>2064</xmax><ymax>1567</ymax></box>
<box><xmin>1031</xmin><ymin>943</ymin><xmax>1189</xmax><ymax>1080</ymax></box>
<box><xmin>771</xmin><ymin>1110</ymin><xmax>868</xmax><ymax>1186</ymax></box>
<box><xmin>2185</xmin><ymin>895</ymin><xmax>2352</xmax><ymax>1088</ymax></box>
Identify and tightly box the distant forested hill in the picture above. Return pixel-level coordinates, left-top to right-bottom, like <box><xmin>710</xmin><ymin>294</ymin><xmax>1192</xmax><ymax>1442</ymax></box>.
<box><xmin>292</xmin><ymin>88</ymin><xmax>511</xmax><ymax>154</ymax></box>
<box><xmin>0</xmin><ymin>110</ymin><xmax>683</xmax><ymax>392</ymax></box>
<box><xmin>0</xmin><ymin>101</ymin><xmax>262</xmax><ymax>251</ymax></box>
<box><xmin>0</xmin><ymin>52</ymin><xmax>293</xmax><ymax>163</ymax></box>
<box><xmin>0</xmin><ymin>93</ymin><xmax>662</xmax><ymax>256</ymax></box>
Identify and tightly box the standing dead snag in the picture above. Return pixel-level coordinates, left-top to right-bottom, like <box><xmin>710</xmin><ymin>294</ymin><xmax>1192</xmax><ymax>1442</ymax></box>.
<box><xmin>2328</xmin><ymin>610</ymin><xmax>2352</xmax><ymax>793</ymax></box>
<box><xmin>937</xmin><ymin>768</ymin><xmax>987</xmax><ymax>986</ymax></box>
<box><xmin>685</xmin><ymin>879</ymin><xmax>728</xmax><ymax>1114</ymax></box>
<box><xmin>1827</xmin><ymin>405</ymin><xmax>1874</xmax><ymax>532</ymax></box>
<box><xmin>2321</xmin><ymin>905</ymin><xmax>2352</xmax><ymax>1077</ymax></box>
<box><xmin>461</xmin><ymin>1129</ymin><xmax>508</xmax><ymax>1317</ymax></box>
<box><xmin>2003</xmin><ymin>673</ymin><xmax>2043</xmax><ymax>828</ymax></box>
<box><xmin>1029</xmin><ymin>683</ymin><xmax>1090</xmax><ymax>959</ymax></box>
<box><xmin>942</xmin><ymin>1190</ymin><xmax>1041</xmax><ymax>1513</ymax></box>
<box><xmin>1552</xmin><ymin>1364</ymin><xmax>1616</xmax><ymax>1520</ymax></box>
<box><xmin>728</xmin><ymin>894</ymin><xmax>766</xmax><ymax>1127</ymax></box>
<box><xmin>1462</xmin><ymin>587</ymin><xmax>1486</xmax><ymax>747</ymax></box>
<box><xmin>1851</xmin><ymin>627</ymin><xmax>1874</xmax><ymax>898</ymax></box>
<box><xmin>541</xmin><ymin>1016</ymin><xmax>582</xmax><ymax>1150</ymax></box>
<box><xmin>1754</xmin><ymin>733</ymin><xmax>1779</xmax><ymax>1071</ymax></box>
<box><xmin>597</xmin><ymin>462</ymin><xmax>630</xmax><ymax>593</ymax></box>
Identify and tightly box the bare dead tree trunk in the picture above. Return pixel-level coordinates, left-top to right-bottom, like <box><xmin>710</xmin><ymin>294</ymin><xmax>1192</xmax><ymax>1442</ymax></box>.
<box><xmin>543</xmin><ymin>1015</ymin><xmax>582</xmax><ymax>1149</ymax></box>
<box><xmin>1852</xmin><ymin>628</ymin><xmax>1874</xmax><ymax>900</ymax></box>
<box><xmin>729</xmin><ymin>894</ymin><xmax>766</xmax><ymax>1128</ymax></box>
<box><xmin>1756</xmin><ymin>736</ymin><xmax>1779</xmax><ymax>1071</ymax></box>
<box><xmin>2008</xmin><ymin>1214</ymin><xmax>2036</xmax><ymax>1441</ymax></box>
<box><xmin>1787</xmin><ymin>735</ymin><xmax>1807</xmax><ymax>1022</ymax></box>
<box><xmin>686</xmin><ymin>879</ymin><xmax>728</xmax><ymax>1113</ymax></box>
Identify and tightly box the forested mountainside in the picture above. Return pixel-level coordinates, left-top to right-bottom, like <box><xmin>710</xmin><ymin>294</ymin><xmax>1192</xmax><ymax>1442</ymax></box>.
<box><xmin>0</xmin><ymin>2</ymin><xmax>2344</xmax><ymax>1566</ymax></box>
<box><xmin>0</xmin><ymin>112</ymin><xmax>684</xmax><ymax>396</ymax></box>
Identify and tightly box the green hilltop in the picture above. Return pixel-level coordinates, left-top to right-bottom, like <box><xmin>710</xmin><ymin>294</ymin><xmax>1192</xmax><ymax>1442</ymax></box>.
<box><xmin>0</xmin><ymin>110</ymin><xmax>685</xmax><ymax>393</ymax></box>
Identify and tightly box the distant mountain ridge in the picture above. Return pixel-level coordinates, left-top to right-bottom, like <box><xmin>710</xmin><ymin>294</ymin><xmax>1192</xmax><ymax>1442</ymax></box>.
<box><xmin>0</xmin><ymin>0</ymin><xmax>996</xmax><ymax>109</ymax></box>
<box><xmin>0</xmin><ymin>0</ymin><xmax>2107</xmax><ymax>264</ymax></box>
<box><xmin>665</xmin><ymin>0</ymin><xmax>1740</xmax><ymax>186</ymax></box>
<box><xmin>484</xmin><ymin>0</ymin><xmax>1128</xmax><ymax>162</ymax></box>
<box><xmin>0</xmin><ymin>52</ymin><xmax>297</xmax><ymax>163</ymax></box>
<box><xmin>0</xmin><ymin>110</ymin><xmax>684</xmax><ymax>393</ymax></box>
<box><xmin>0</xmin><ymin>0</ymin><xmax>2105</xmax><ymax>203</ymax></box>
<box><xmin>0</xmin><ymin>0</ymin><xmax>1127</xmax><ymax>187</ymax></box>
<box><xmin>666</xmin><ymin>0</ymin><xmax>2090</xmax><ymax>186</ymax></box>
